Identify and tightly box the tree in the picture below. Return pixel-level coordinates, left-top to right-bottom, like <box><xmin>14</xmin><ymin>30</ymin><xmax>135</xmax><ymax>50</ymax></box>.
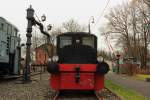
<box><xmin>144</xmin><ymin>0</ymin><xmax>150</xmax><ymax>7</ymax></box>
<box><xmin>101</xmin><ymin>1</ymin><xmax>150</xmax><ymax>68</ymax></box>
<box><xmin>40</xmin><ymin>27</ymin><xmax>63</xmax><ymax>57</ymax></box>
<box><xmin>49</xmin><ymin>27</ymin><xmax>63</xmax><ymax>55</ymax></box>
<box><xmin>104</xmin><ymin>4</ymin><xmax>134</xmax><ymax>57</ymax></box>
<box><xmin>32</xmin><ymin>28</ymin><xmax>44</xmax><ymax>49</ymax></box>
<box><xmin>97</xmin><ymin>50</ymin><xmax>112</xmax><ymax>60</ymax></box>
<box><xmin>62</xmin><ymin>19</ymin><xmax>86</xmax><ymax>32</ymax></box>
<box><xmin>31</xmin><ymin>26</ymin><xmax>63</xmax><ymax>59</ymax></box>
<box><xmin>49</xmin><ymin>27</ymin><xmax>62</xmax><ymax>46</ymax></box>
<box><xmin>132</xmin><ymin>0</ymin><xmax>150</xmax><ymax>7</ymax></box>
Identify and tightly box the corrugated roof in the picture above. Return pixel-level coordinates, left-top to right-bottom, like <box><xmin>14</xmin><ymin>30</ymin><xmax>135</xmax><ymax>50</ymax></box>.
<box><xmin>0</xmin><ymin>17</ymin><xmax>19</xmax><ymax>31</ymax></box>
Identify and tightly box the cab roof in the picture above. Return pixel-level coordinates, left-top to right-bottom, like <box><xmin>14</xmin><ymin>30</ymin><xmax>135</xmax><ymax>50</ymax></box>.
<box><xmin>57</xmin><ymin>32</ymin><xmax>97</xmax><ymax>38</ymax></box>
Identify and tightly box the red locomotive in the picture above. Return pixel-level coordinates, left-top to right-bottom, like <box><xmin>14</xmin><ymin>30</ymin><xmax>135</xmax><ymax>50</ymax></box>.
<box><xmin>47</xmin><ymin>32</ymin><xmax>109</xmax><ymax>91</ymax></box>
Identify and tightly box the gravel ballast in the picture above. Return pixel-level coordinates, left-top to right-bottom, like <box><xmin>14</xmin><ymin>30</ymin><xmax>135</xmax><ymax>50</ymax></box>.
<box><xmin>0</xmin><ymin>73</ymin><xmax>54</xmax><ymax>100</ymax></box>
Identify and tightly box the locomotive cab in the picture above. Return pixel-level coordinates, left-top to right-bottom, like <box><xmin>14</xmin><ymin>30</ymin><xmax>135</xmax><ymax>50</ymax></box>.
<box><xmin>57</xmin><ymin>33</ymin><xmax>97</xmax><ymax>64</ymax></box>
<box><xmin>47</xmin><ymin>32</ymin><xmax>109</xmax><ymax>91</ymax></box>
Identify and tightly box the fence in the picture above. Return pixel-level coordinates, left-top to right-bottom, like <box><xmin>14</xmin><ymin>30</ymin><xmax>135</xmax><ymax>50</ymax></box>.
<box><xmin>117</xmin><ymin>63</ymin><xmax>150</xmax><ymax>75</ymax></box>
<box><xmin>136</xmin><ymin>67</ymin><xmax>150</xmax><ymax>74</ymax></box>
<box><xmin>30</xmin><ymin>64</ymin><xmax>47</xmax><ymax>73</ymax></box>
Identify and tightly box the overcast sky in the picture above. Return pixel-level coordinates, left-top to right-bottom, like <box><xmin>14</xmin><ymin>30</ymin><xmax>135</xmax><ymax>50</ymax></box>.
<box><xmin>0</xmin><ymin>0</ymin><xmax>124</xmax><ymax>50</ymax></box>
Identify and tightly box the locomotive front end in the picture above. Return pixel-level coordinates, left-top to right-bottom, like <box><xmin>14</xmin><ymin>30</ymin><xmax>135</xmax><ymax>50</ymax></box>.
<box><xmin>47</xmin><ymin>32</ymin><xmax>109</xmax><ymax>91</ymax></box>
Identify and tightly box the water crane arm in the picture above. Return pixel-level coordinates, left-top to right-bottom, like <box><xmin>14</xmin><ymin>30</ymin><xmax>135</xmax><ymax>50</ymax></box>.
<box><xmin>34</xmin><ymin>20</ymin><xmax>50</xmax><ymax>41</ymax></box>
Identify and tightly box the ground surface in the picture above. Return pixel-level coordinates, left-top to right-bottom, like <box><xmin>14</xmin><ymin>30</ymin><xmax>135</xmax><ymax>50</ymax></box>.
<box><xmin>0</xmin><ymin>73</ymin><xmax>53</xmax><ymax>100</ymax></box>
<box><xmin>2</xmin><ymin>71</ymin><xmax>147</xmax><ymax>100</ymax></box>
<box><xmin>106</xmin><ymin>72</ymin><xmax>150</xmax><ymax>99</ymax></box>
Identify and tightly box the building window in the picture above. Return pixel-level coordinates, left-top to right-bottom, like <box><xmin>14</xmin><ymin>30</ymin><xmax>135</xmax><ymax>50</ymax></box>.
<box><xmin>0</xmin><ymin>23</ymin><xmax>4</xmax><ymax>31</ymax></box>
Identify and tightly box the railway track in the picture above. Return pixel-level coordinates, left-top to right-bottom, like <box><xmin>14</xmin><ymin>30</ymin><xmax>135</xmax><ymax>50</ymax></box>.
<box><xmin>53</xmin><ymin>90</ymin><xmax>98</xmax><ymax>100</ymax></box>
<box><xmin>0</xmin><ymin>65</ymin><xmax>46</xmax><ymax>81</ymax></box>
<box><xmin>0</xmin><ymin>71</ymin><xmax>46</xmax><ymax>83</ymax></box>
<box><xmin>50</xmin><ymin>88</ymin><xmax>121</xmax><ymax>100</ymax></box>
<box><xmin>98</xmin><ymin>88</ymin><xmax>122</xmax><ymax>100</ymax></box>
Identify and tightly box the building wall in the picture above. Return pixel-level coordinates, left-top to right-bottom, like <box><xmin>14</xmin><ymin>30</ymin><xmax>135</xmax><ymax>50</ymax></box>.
<box><xmin>35</xmin><ymin>48</ymin><xmax>49</xmax><ymax>64</ymax></box>
<box><xmin>35</xmin><ymin>44</ymin><xmax>56</xmax><ymax>65</ymax></box>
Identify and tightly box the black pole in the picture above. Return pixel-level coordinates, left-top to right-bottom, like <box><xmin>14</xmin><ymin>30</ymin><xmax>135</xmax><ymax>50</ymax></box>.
<box><xmin>17</xmin><ymin>34</ymin><xmax>21</xmax><ymax>75</ymax></box>
<box><xmin>23</xmin><ymin>6</ymin><xmax>52</xmax><ymax>83</ymax></box>
<box><xmin>23</xmin><ymin>5</ymin><xmax>34</xmax><ymax>82</ymax></box>
<box><xmin>88</xmin><ymin>23</ymin><xmax>91</xmax><ymax>34</ymax></box>
<box><xmin>116</xmin><ymin>54</ymin><xmax>120</xmax><ymax>74</ymax></box>
<box><xmin>117</xmin><ymin>58</ymin><xmax>119</xmax><ymax>74</ymax></box>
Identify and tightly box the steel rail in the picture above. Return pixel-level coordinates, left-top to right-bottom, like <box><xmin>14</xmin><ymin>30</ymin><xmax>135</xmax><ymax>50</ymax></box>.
<box><xmin>53</xmin><ymin>91</ymin><xmax>60</xmax><ymax>100</ymax></box>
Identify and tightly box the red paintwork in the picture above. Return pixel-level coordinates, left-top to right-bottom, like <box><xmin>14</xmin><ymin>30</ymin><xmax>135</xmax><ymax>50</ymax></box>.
<box><xmin>94</xmin><ymin>74</ymin><xmax>104</xmax><ymax>90</ymax></box>
<box><xmin>50</xmin><ymin>64</ymin><xmax>104</xmax><ymax>91</ymax></box>
<box><xmin>60</xmin><ymin>73</ymin><xmax>94</xmax><ymax>90</ymax></box>
<box><xmin>59</xmin><ymin>64</ymin><xmax>96</xmax><ymax>72</ymax></box>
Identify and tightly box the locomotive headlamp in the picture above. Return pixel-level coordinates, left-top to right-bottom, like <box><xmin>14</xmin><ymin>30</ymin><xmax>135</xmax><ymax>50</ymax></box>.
<box><xmin>52</xmin><ymin>55</ymin><xmax>59</xmax><ymax>62</ymax></box>
<box><xmin>97</xmin><ymin>56</ymin><xmax>103</xmax><ymax>62</ymax></box>
<box><xmin>48</xmin><ymin>58</ymin><xmax>52</xmax><ymax>62</ymax></box>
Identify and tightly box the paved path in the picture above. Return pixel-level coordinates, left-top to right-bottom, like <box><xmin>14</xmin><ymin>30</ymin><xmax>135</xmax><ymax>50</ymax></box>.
<box><xmin>106</xmin><ymin>72</ymin><xmax>150</xmax><ymax>98</ymax></box>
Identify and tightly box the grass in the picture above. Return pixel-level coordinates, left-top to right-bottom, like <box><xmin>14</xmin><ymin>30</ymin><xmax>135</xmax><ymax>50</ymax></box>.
<box><xmin>134</xmin><ymin>74</ymin><xmax>150</xmax><ymax>81</ymax></box>
<box><xmin>105</xmin><ymin>79</ymin><xmax>149</xmax><ymax>100</ymax></box>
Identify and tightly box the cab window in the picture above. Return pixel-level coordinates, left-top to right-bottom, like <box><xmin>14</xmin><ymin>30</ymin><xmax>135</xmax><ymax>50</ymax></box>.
<box><xmin>82</xmin><ymin>36</ymin><xmax>94</xmax><ymax>48</ymax></box>
<box><xmin>59</xmin><ymin>36</ymin><xmax>72</xmax><ymax>48</ymax></box>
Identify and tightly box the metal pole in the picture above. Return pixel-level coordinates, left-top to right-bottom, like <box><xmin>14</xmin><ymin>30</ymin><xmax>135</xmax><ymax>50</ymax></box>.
<box><xmin>116</xmin><ymin>54</ymin><xmax>120</xmax><ymax>74</ymax></box>
<box><xmin>88</xmin><ymin>16</ymin><xmax>94</xmax><ymax>34</ymax></box>
<box><xmin>18</xmin><ymin>34</ymin><xmax>21</xmax><ymax>75</ymax></box>
<box><xmin>117</xmin><ymin>58</ymin><xmax>120</xmax><ymax>74</ymax></box>
<box><xmin>23</xmin><ymin>5</ymin><xmax>34</xmax><ymax>82</ymax></box>
<box><xmin>88</xmin><ymin>23</ymin><xmax>91</xmax><ymax>34</ymax></box>
<box><xmin>23</xmin><ymin>6</ymin><xmax>52</xmax><ymax>82</ymax></box>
